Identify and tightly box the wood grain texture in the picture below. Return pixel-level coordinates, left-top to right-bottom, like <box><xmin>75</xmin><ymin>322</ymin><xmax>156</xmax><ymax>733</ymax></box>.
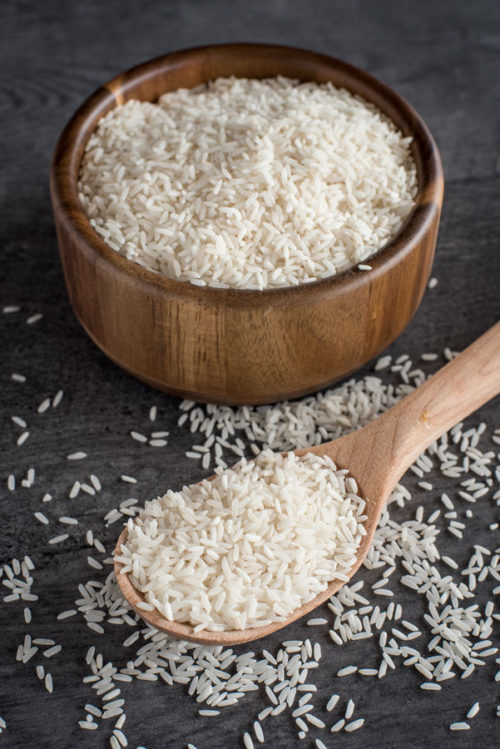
<box><xmin>114</xmin><ymin>323</ymin><xmax>500</xmax><ymax>645</ymax></box>
<box><xmin>51</xmin><ymin>43</ymin><xmax>444</xmax><ymax>405</ymax></box>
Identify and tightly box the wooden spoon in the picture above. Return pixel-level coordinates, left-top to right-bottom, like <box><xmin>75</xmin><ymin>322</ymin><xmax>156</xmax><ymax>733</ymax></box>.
<box><xmin>115</xmin><ymin>322</ymin><xmax>500</xmax><ymax>645</ymax></box>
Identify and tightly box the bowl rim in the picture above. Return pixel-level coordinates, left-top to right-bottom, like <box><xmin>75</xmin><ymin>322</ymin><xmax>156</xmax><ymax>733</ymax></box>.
<box><xmin>50</xmin><ymin>42</ymin><xmax>444</xmax><ymax>302</ymax></box>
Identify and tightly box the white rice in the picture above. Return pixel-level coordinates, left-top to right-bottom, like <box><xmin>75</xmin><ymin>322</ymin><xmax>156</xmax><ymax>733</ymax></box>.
<box><xmin>26</xmin><ymin>312</ymin><xmax>43</xmax><ymax>325</ymax></box>
<box><xmin>345</xmin><ymin>718</ymin><xmax>365</xmax><ymax>732</ymax></box>
<box><xmin>116</xmin><ymin>450</ymin><xmax>366</xmax><ymax>630</ymax></box>
<box><xmin>4</xmin><ymin>322</ymin><xmax>499</xmax><ymax>745</ymax></box>
<box><xmin>79</xmin><ymin>77</ymin><xmax>417</xmax><ymax>290</ymax></box>
<box><xmin>52</xmin><ymin>389</ymin><xmax>64</xmax><ymax>407</ymax></box>
<box><xmin>326</xmin><ymin>694</ymin><xmax>339</xmax><ymax>711</ymax></box>
<box><xmin>11</xmin><ymin>415</ymin><xmax>27</xmax><ymax>427</ymax></box>
<box><xmin>449</xmin><ymin>722</ymin><xmax>470</xmax><ymax>731</ymax></box>
<box><xmin>57</xmin><ymin>610</ymin><xmax>77</xmax><ymax>620</ymax></box>
<box><xmin>466</xmin><ymin>702</ymin><xmax>480</xmax><ymax>718</ymax></box>
<box><xmin>307</xmin><ymin>617</ymin><xmax>328</xmax><ymax>626</ymax></box>
<box><xmin>345</xmin><ymin>698</ymin><xmax>355</xmax><ymax>718</ymax></box>
<box><xmin>37</xmin><ymin>397</ymin><xmax>51</xmax><ymax>413</ymax></box>
<box><xmin>331</xmin><ymin>718</ymin><xmax>345</xmax><ymax>732</ymax></box>
<box><xmin>48</xmin><ymin>534</ymin><xmax>69</xmax><ymax>545</ymax></box>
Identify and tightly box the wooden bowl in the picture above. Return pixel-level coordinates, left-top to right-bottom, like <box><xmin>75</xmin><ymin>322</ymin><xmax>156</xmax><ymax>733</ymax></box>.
<box><xmin>50</xmin><ymin>43</ymin><xmax>443</xmax><ymax>405</ymax></box>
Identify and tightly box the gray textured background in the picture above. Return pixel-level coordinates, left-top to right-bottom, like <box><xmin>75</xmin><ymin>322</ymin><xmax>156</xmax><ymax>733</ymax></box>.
<box><xmin>1</xmin><ymin>0</ymin><xmax>499</xmax><ymax>747</ymax></box>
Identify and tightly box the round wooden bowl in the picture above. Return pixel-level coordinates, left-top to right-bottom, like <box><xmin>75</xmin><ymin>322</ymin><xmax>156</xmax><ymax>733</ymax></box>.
<box><xmin>51</xmin><ymin>43</ymin><xmax>443</xmax><ymax>405</ymax></box>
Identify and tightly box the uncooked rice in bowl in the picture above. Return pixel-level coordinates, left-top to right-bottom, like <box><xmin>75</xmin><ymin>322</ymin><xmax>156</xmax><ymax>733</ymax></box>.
<box><xmin>79</xmin><ymin>76</ymin><xmax>417</xmax><ymax>290</ymax></box>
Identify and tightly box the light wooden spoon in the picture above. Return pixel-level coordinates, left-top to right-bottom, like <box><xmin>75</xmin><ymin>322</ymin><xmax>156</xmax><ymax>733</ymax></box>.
<box><xmin>115</xmin><ymin>322</ymin><xmax>500</xmax><ymax>645</ymax></box>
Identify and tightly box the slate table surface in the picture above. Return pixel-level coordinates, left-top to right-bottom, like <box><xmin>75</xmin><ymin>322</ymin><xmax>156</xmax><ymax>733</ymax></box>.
<box><xmin>1</xmin><ymin>1</ymin><xmax>499</xmax><ymax>747</ymax></box>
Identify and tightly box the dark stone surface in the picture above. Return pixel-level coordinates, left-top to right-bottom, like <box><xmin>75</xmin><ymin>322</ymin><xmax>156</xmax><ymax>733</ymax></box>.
<box><xmin>1</xmin><ymin>1</ymin><xmax>499</xmax><ymax>747</ymax></box>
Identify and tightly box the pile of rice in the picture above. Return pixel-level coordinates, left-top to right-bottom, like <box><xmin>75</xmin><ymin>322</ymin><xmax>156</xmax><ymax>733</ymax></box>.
<box><xmin>79</xmin><ymin>76</ymin><xmax>417</xmax><ymax>290</ymax></box>
<box><xmin>5</xmin><ymin>298</ymin><xmax>500</xmax><ymax>742</ymax></box>
<box><xmin>115</xmin><ymin>450</ymin><xmax>367</xmax><ymax>631</ymax></box>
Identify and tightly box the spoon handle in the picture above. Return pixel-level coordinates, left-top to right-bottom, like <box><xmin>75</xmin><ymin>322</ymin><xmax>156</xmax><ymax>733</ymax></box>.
<box><xmin>331</xmin><ymin>322</ymin><xmax>500</xmax><ymax>503</ymax></box>
<box><xmin>372</xmin><ymin>321</ymin><xmax>500</xmax><ymax>490</ymax></box>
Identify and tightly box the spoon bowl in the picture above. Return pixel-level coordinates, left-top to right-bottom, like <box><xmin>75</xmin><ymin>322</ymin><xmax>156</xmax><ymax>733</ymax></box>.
<box><xmin>114</xmin><ymin>323</ymin><xmax>500</xmax><ymax>644</ymax></box>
